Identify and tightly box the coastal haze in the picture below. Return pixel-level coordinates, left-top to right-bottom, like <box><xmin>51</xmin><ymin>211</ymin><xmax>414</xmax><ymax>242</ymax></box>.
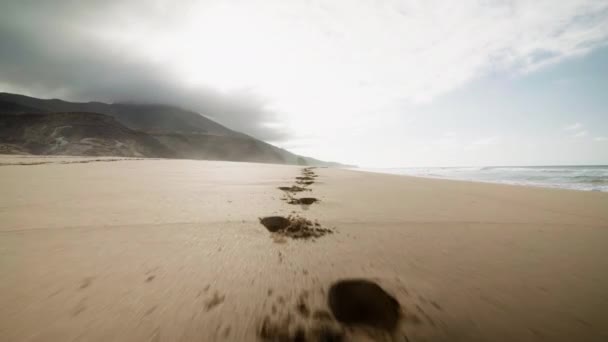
<box><xmin>2</xmin><ymin>0</ymin><xmax>608</xmax><ymax>342</ymax></box>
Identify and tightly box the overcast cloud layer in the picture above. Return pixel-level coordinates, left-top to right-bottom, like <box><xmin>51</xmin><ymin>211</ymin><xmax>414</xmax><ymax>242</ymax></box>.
<box><xmin>1</xmin><ymin>0</ymin><xmax>607</xmax><ymax>165</ymax></box>
<box><xmin>0</xmin><ymin>0</ymin><xmax>286</xmax><ymax>140</ymax></box>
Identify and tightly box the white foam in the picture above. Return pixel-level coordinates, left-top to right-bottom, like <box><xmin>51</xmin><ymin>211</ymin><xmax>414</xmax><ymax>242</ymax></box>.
<box><xmin>362</xmin><ymin>166</ymin><xmax>608</xmax><ymax>192</ymax></box>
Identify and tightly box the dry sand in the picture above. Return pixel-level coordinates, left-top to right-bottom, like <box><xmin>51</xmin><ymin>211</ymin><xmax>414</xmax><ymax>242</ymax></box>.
<box><xmin>1</xmin><ymin>155</ymin><xmax>607</xmax><ymax>341</ymax></box>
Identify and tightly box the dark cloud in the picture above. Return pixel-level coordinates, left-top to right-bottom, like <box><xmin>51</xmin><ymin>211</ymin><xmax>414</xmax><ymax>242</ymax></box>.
<box><xmin>0</xmin><ymin>0</ymin><xmax>287</xmax><ymax>141</ymax></box>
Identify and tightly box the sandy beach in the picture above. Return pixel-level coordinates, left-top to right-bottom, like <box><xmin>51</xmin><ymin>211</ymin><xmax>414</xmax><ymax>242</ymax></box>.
<box><xmin>1</xmin><ymin>155</ymin><xmax>607</xmax><ymax>342</ymax></box>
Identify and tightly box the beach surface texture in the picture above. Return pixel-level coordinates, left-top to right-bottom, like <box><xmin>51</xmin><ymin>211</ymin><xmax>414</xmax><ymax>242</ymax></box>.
<box><xmin>1</xmin><ymin>155</ymin><xmax>607</xmax><ymax>341</ymax></box>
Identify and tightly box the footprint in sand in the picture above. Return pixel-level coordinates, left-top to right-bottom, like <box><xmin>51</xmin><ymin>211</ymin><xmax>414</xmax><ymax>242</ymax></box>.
<box><xmin>286</xmin><ymin>197</ymin><xmax>318</xmax><ymax>206</ymax></box>
<box><xmin>328</xmin><ymin>279</ymin><xmax>401</xmax><ymax>332</ymax></box>
<box><xmin>259</xmin><ymin>215</ymin><xmax>333</xmax><ymax>240</ymax></box>
<box><xmin>204</xmin><ymin>292</ymin><xmax>226</xmax><ymax>311</ymax></box>
<box><xmin>278</xmin><ymin>186</ymin><xmax>310</xmax><ymax>193</ymax></box>
<box><xmin>296</xmin><ymin>180</ymin><xmax>314</xmax><ymax>186</ymax></box>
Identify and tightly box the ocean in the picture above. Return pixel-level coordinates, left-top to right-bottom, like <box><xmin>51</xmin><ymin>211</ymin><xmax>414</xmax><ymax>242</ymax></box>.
<box><xmin>363</xmin><ymin>165</ymin><xmax>608</xmax><ymax>192</ymax></box>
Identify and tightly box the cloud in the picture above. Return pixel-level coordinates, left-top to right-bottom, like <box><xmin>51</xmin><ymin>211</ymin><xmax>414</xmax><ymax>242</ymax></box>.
<box><xmin>471</xmin><ymin>136</ymin><xmax>501</xmax><ymax>146</ymax></box>
<box><xmin>431</xmin><ymin>135</ymin><xmax>501</xmax><ymax>152</ymax></box>
<box><xmin>563</xmin><ymin>122</ymin><xmax>590</xmax><ymax>138</ymax></box>
<box><xmin>0</xmin><ymin>0</ymin><xmax>287</xmax><ymax>141</ymax></box>
<box><xmin>564</xmin><ymin>122</ymin><xmax>584</xmax><ymax>131</ymax></box>
<box><xmin>594</xmin><ymin>136</ymin><xmax>608</xmax><ymax>141</ymax></box>
<box><xmin>458</xmin><ymin>136</ymin><xmax>499</xmax><ymax>151</ymax></box>
<box><xmin>1</xmin><ymin>0</ymin><xmax>608</xmax><ymax>145</ymax></box>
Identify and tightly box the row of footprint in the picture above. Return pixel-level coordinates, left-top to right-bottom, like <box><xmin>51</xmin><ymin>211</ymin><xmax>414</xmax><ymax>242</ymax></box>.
<box><xmin>259</xmin><ymin>167</ymin><xmax>334</xmax><ymax>240</ymax></box>
<box><xmin>256</xmin><ymin>168</ymin><xmax>408</xmax><ymax>342</ymax></box>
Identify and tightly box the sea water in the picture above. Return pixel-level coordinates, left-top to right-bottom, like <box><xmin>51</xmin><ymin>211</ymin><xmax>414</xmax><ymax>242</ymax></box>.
<box><xmin>364</xmin><ymin>165</ymin><xmax>608</xmax><ymax>192</ymax></box>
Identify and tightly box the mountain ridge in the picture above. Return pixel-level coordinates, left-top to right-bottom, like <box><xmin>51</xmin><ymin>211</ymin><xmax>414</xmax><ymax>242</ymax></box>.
<box><xmin>0</xmin><ymin>92</ymin><xmax>350</xmax><ymax>167</ymax></box>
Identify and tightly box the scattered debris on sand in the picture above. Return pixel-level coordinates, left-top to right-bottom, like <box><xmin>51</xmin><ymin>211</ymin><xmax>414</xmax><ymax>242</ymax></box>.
<box><xmin>296</xmin><ymin>180</ymin><xmax>314</xmax><ymax>186</ymax></box>
<box><xmin>302</xmin><ymin>167</ymin><xmax>318</xmax><ymax>177</ymax></box>
<box><xmin>296</xmin><ymin>176</ymin><xmax>314</xmax><ymax>181</ymax></box>
<box><xmin>259</xmin><ymin>215</ymin><xmax>333</xmax><ymax>240</ymax></box>
<box><xmin>258</xmin><ymin>288</ymin><xmax>345</xmax><ymax>342</ymax></box>
<box><xmin>255</xmin><ymin>272</ymin><xmax>425</xmax><ymax>341</ymax></box>
<box><xmin>286</xmin><ymin>197</ymin><xmax>318</xmax><ymax>205</ymax></box>
<box><xmin>258</xmin><ymin>316</ymin><xmax>344</xmax><ymax>342</ymax></box>
<box><xmin>278</xmin><ymin>186</ymin><xmax>310</xmax><ymax>193</ymax></box>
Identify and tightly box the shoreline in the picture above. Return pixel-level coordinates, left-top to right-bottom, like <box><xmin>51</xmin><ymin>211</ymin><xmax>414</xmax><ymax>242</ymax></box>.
<box><xmin>353</xmin><ymin>166</ymin><xmax>608</xmax><ymax>193</ymax></box>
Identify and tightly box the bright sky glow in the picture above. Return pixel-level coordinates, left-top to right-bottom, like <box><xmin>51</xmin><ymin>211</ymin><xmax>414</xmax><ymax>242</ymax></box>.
<box><xmin>2</xmin><ymin>0</ymin><xmax>608</xmax><ymax>166</ymax></box>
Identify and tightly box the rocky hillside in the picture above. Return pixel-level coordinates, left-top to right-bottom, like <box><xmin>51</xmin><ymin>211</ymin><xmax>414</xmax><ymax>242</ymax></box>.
<box><xmin>0</xmin><ymin>93</ymin><xmax>348</xmax><ymax>166</ymax></box>
<box><xmin>0</xmin><ymin>112</ymin><xmax>174</xmax><ymax>157</ymax></box>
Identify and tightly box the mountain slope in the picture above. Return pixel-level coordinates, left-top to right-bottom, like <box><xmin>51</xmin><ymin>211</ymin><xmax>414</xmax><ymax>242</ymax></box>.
<box><xmin>151</xmin><ymin>133</ymin><xmax>286</xmax><ymax>163</ymax></box>
<box><xmin>0</xmin><ymin>93</ymin><xmax>349</xmax><ymax>166</ymax></box>
<box><xmin>0</xmin><ymin>93</ymin><xmax>237</xmax><ymax>136</ymax></box>
<box><xmin>0</xmin><ymin>100</ymin><xmax>48</xmax><ymax>114</ymax></box>
<box><xmin>0</xmin><ymin>112</ymin><xmax>175</xmax><ymax>157</ymax></box>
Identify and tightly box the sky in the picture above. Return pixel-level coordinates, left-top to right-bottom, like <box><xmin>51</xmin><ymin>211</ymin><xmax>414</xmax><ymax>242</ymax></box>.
<box><xmin>1</xmin><ymin>0</ymin><xmax>607</xmax><ymax>167</ymax></box>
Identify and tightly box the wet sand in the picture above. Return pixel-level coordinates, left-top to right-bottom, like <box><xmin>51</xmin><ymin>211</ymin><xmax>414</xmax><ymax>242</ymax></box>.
<box><xmin>1</xmin><ymin>155</ymin><xmax>607</xmax><ymax>341</ymax></box>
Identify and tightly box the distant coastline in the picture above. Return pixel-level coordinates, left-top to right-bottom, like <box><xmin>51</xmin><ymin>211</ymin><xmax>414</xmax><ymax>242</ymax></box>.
<box><xmin>358</xmin><ymin>165</ymin><xmax>608</xmax><ymax>192</ymax></box>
